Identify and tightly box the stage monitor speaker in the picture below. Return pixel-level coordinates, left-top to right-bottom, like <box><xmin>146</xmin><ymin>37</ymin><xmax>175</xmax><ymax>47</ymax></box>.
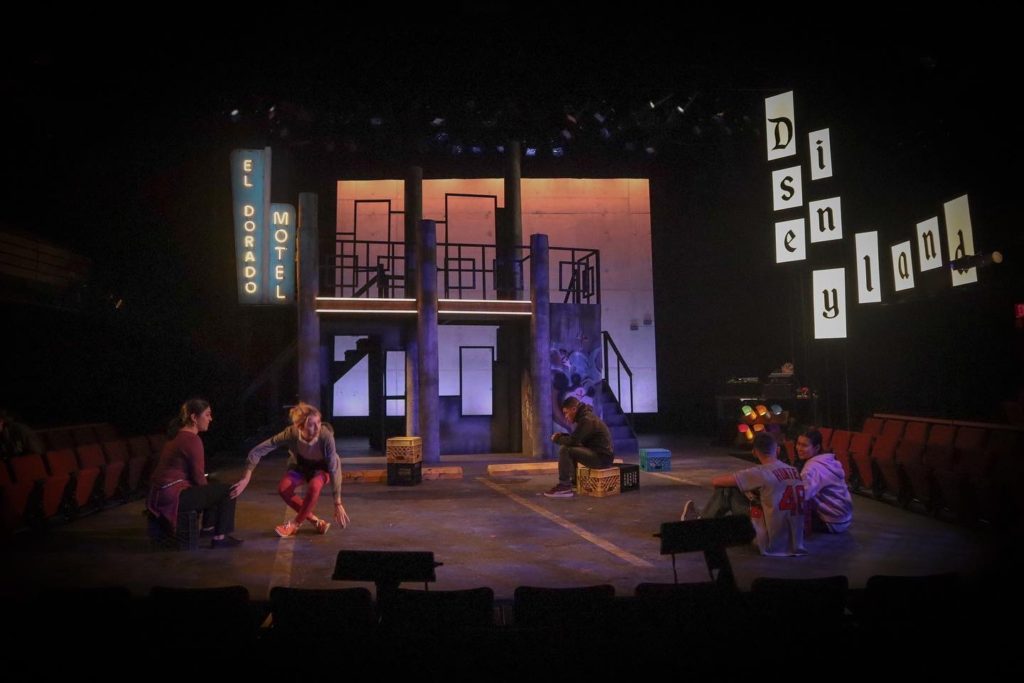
<box><xmin>332</xmin><ymin>550</ymin><xmax>442</xmax><ymax>585</ymax></box>
<box><xmin>654</xmin><ymin>517</ymin><xmax>756</xmax><ymax>589</ymax></box>
<box><xmin>655</xmin><ymin>517</ymin><xmax>755</xmax><ymax>555</ymax></box>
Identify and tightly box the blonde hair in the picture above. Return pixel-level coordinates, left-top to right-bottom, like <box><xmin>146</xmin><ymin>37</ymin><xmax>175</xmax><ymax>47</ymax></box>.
<box><xmin>289</xmin><ymin>402</ymin><xmax>322</xmax><ymax>427</ymax></box>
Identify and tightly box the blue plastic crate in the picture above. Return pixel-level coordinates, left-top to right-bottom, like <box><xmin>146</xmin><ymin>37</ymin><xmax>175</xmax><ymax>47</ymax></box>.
<box><xmin>639</xmin><ymin>448</ymin><xmax>672</xmax><ymax>472</ymax></box>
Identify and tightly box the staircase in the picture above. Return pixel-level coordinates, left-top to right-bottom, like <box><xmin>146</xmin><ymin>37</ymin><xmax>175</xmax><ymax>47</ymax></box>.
<box><xmin>600</xmin><ymin>331</ymin><xmax>638</xmax><ymax>455</ymax></box>
<box><xmin>330</xmin><ymin>338</ymin><xmax>375</xmax><ymax>380</ymax></box>
<box><xmin>601</xmin><ymin>381</ymin><xmax>638</xmax><ymax>455</ymax></box>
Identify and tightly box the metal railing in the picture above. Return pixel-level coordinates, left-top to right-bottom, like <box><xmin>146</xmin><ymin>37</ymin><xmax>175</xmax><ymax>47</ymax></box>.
<box><xmin>602</xmin><ymin>330</ymin><xmax>634</xmax><ymax>430</ymax></box>
<box><xmin>321</xmin><ymin>239</ymin><xmax>600</xmax><ymax>304</ymax></box>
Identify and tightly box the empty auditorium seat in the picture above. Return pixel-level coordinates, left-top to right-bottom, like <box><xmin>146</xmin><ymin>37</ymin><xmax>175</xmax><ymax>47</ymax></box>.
<box><xmin>818</xmin><ymin>426</ymin><xmax>833</xmax><ymax>451</ymax></box>
<box><xmin>10</xmin><ymin>453</ymin><xmax>68</xmax><ymax>520</ymax></box>
<box><xmin>268</xmin><ymin>586</ymin><xmax>375</xmax><ymax>643</ymax></box>
<box><xmin>846</xmin><ymin>432</ymin><xmax>873</xmax><ymax>489</ymax></box>
<box><xmin>70</xmin><ymin>425</ymin><xmax>98</xmax><ymax>447</ymax></box>
<box><xmin>749</xmin><ymin>575</ymin><xmax>849</xmax><ymax>631</ymax></box>
<box><xmin>831</xmin><ymin>430</ymin><xmax>855</xmax><ymax>483</ymax></box>
<box><xmin>879</xmin><ymin>419</ymin><xmax>905</xmax><ymax>442</ymax></box>
<box><xmin>45</xmin><ymin>448</ymin><xmax>100</xmax><ymax>515</ymax></box>
<box><xmin>148</xmin><ymin>585</ymin><xmax>256</xmax><ymax>652</ymax></box>
<box><xmin>77</xmin><ymin>443</ymin><xmax>124</xmax><ymax>503</ymax></box>
<box><xmin>933</xmin><ymin>426</ymin><xmax>986</xmax><ymax>520</ymax></box>
<box><xmin>513</xmin><ymin>584</ymin><xmax>615</xmax><ymax>631</ymax></box>
<box><xmin>125</xmin><ymin>436</ymin><xmax>153</xmax><ymax>495</ymax></box>
<box><xmin>380</xmin><ymin>586</ymin><xmax>495</xmax><ymax>633</ymax></box>
<box><xmin>862</xmin><ymin>417</ymin><xmax>884</xmax><ymax>437</ymax></box>
<box><xmin>40</xmin><ymin>428</ymin><xmax>74</xmax><ymax>451</ymax></box>
<box><xmin>892</xmin><ymin>421</ymin><xmax>931</xmax><ymax>506</ymax></box>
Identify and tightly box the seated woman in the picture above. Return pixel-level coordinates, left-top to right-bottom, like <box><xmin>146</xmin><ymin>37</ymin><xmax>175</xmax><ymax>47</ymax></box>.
<box><xmin>796</xmin><ymin>429</ymin><xmax>853</xmax><ymax>533</ymax></box>
<box><xmin>147</xmin><ymin>398</ymin><xmax>242</xmax><ymax>548</ymax></box>
<box><xmin>231</xmin><ymin>402</ymin><xmax>349</xmax><ymax>537</ymax></box>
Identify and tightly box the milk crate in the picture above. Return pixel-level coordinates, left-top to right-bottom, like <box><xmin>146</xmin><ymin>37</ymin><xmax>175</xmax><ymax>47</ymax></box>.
<box><xmin>615</xmin><ymin>463</ymin><xmax>640</xmax><ymax>492</ymax></box>
<box><xmin>639</xmin><ymin>448</ymin><xmax>671</xmax><ymax>472</ymax></box>
<box><xmin>387</xmin><ymin>461</ymin><xmax>422</xmax><ymax>486</ymax></box>
<box><xmin>575</xmin><ymin>464</ymin><xmax>621</xmax><ymax>497</ymax></box>
<box><xmin>386</xmin><ymin>436</ymin><xmax>423</xmax><ymax>463</ymax></box>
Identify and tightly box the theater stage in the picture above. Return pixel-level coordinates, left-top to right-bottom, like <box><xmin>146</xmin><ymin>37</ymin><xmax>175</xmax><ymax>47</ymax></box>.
<box><xmin>1</xmin><ymin>434</ymin><xmax>1007</xmax><ymax>602</ymax></box>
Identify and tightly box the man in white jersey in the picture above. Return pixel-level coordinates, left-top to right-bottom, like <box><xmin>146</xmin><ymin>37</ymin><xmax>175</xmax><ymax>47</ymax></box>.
<box><xmin>680</xmin><ymin>433</ymin><xmax>807</xmax><ymax>556</ymax></box>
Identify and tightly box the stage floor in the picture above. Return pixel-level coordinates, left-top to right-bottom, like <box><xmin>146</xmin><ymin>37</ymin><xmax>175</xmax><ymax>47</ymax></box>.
<box><xmin>1</xmin><ymin>434</ymin><xmax>1008</xmax><ymax>601</ymax></box>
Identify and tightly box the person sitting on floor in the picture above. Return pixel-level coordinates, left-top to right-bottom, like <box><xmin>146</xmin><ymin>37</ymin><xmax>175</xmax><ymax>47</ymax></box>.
<box><xmin>796</xmin><ymin>428</ymin><xmax>852</xmax><ymax>533</ymax></box>
<box><xmin>680</xmin><ymin>432</ymin><xmax>807</xmax><ymax>556</ymax></box>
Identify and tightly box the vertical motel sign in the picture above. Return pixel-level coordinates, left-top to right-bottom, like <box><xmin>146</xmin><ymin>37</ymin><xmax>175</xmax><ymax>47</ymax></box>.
<box><xmin>230</xmin><ymin>148</ymin><xmax>296</xmax><ymax>304</ymax></box>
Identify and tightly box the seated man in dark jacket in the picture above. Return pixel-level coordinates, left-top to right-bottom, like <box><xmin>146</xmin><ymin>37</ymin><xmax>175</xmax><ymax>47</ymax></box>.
<box><xmin>0</xmin><ymin>409</ymin><xmax>44</xmax><ymax>460</ymax></box>
<box><xmin>544</xmin><ymin>397</ymin><xmax>614</xmax><ymax>498</ymax></box>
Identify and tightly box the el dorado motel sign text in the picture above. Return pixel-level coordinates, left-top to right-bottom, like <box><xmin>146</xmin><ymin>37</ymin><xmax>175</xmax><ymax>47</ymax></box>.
<box><xmin>230</xmin><ymin>148</ymin><xmax>296</xmax><ymax>304</ymax></box>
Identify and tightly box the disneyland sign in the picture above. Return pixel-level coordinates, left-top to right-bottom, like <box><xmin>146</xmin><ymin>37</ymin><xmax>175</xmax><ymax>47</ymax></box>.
<box><xmin>765</xmin><ymin>91</ymin><xmax>978</xmax><ymax>339</ymax></box>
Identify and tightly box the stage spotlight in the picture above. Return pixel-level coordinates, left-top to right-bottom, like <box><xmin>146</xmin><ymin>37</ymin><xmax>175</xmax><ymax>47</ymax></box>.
<box><xmin>770</xmin><ymin>404</ymin><xmax>783</xmax><ymax>416</ymax></box>
<box><xmin>949</xmin><ymin>251</ymin><xmax>1003</xmax><ymax>270</ymax></box>
<box><xmin>752</xmin><ymin>423</ymin><xmax>765</xmax><ymax>433</ymax></box>
<box><xmin>755</xmin><ymin>404</ymin><xmax>769</xmax><ymax>418</ymax></box>
<box><xmin>431</xmin><ymin>117</ymin><xmax>445</xmax><ymax>126</ymax></box>
<box><xmin>737</xmin><ymin>423</ymin><xmax>753</xmax><ymax>443</ymax></box>
<box><xmin>525</xmin><ymin>147</ymin><xmax>537</xmax><ymax>157</ymax></box>
<box><xmin>740</xmin><ymin>405</ymin><xmax>755</xmax><ymax>420</ymax></box>
<box><xmin>552</xmin><ymin>147</ymin><xmax>564</xmax><ymax>158</ymax></box>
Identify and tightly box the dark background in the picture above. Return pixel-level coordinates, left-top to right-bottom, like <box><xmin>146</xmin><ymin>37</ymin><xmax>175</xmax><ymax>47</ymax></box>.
<box><xmin>2</xmin><ymin>19</ymin><xmax>1019</xmax><ymax>449</ymax></box>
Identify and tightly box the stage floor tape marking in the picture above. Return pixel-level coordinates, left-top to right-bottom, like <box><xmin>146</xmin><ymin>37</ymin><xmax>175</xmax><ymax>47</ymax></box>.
<box><xmin>269</xmin><ymin>510</ymin><xmax>297</xmax><ymax>589</ymax></box>
<box><xmin>645</xmin><ymin>471</ymin><xmax>704</xmax><ymax>486</ymax></box>
<box><xmin>478</xmin><ymin>477</ymin><xmax>653</xmax><ymax>568</ymax></box>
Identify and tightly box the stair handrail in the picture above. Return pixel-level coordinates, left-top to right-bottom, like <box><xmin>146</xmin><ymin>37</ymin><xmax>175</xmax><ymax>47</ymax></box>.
<box><xmin>601</xmin><ymin>330</ymin><xmax>634</xmax><ymax>432</ymax></box>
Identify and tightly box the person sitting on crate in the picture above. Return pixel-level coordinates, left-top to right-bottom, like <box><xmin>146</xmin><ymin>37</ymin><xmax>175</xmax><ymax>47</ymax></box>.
<box><xmin>231</xmin><ymin>402</ymin><xmax>350</xmax><ymax>537</ymax></box>
<box><xmin>680</xmin><ymin>432</ymin><xmax>807</xmax><ymax>556</ymax></box>
<box><xmin>147</xmin><ymin>399</ymin><xmax>242</xmax><ymax>549</ymax></box>
<box><xmin>543</xmin><ymin>397</ymin><xmax>614</xmax><ymax>498</ymax></box>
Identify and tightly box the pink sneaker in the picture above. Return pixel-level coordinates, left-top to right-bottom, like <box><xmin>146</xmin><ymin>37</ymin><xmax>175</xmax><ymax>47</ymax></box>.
<box><xmin>275</xmin><ymin>521</ymin><xmax>299</xmax><ymax>537</ymax></box>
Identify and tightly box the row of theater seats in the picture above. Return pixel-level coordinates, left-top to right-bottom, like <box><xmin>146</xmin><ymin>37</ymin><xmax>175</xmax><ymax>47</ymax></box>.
<box><xmin>784</xmin><ymin>416</ymin><xmax>1024</xmax><ymax>527</ymax></box>
<box><xmin>9</xmin><ymin>574</ymin><xmax>1003</xmax><ymax>670</ymax></box>
<box><xmin>0</xmin><ymin>422</ymin><xmax>166</xmax><ymax>536</ymax></box>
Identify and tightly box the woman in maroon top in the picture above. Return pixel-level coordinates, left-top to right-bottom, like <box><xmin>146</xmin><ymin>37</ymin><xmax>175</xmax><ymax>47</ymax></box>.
<box><xmin>147</xmin><ymin>399</ymin><xmax>242</xmax><ymax>548</ymax></box>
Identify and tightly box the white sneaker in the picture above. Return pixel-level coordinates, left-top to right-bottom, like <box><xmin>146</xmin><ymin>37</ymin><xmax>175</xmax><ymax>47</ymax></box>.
<box><xmin>680</xmin><ymin>500</ymin><xmax>695</xmax><ymax>521</ymax></box>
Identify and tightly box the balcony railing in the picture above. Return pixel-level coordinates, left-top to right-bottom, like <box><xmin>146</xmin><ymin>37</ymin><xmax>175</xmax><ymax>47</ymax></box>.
<box><xmin>321</xmin><ymin>239</ymin><xmax>600</xmax><ymax>304</ymax></box>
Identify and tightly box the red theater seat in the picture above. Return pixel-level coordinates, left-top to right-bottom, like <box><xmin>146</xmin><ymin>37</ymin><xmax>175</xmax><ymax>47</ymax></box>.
<box><xmin>10</xmin><ymin>453</ymin><xmax>68</xmax><ymax>520</ymax></box>
<box><xmin>893</xmin><ymin>421</ymin><xmax>931</xmax><ymax>506</ymax></box>
<box><xmin>78</xmin><ymin>443</ymin><xmax>124</xmax><ymax>502</ymax></box>
<box><xmin>45</xmin><ymin>448</ymin><xmax>100</xmax><ymax>515</ymax></box>
<box><xmin>862</xmin><ymin>417</ymin><xmax>884</xmax><ymax>437</ymax></box>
